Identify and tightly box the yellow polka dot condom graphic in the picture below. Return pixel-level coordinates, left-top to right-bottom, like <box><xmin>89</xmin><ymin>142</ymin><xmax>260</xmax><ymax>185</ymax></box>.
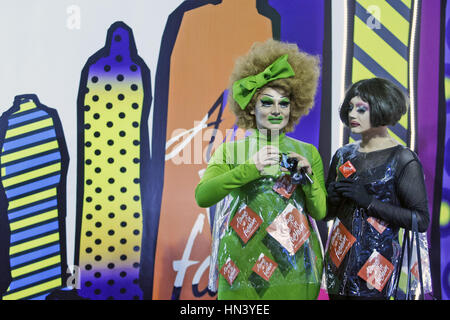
<box><xmin>75</xmin><ymin>22</ymin><xmax>151</xmax><ymax>300</ymax></box>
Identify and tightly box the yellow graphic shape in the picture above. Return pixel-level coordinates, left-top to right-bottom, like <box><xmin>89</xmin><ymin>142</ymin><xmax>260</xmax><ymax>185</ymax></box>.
<box><xmin>78</xmin><ymin>74</ymin><xmax>144</xmax><ymax>291</ymax></box>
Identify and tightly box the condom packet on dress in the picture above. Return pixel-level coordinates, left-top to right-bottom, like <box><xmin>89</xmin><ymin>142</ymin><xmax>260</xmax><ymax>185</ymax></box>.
<box><xmin>367</xmin><ymin>217</ymin><xmax>389</xmax><ymax>234</ymax></box>
<box><xmin>219</xmin><ymin>257</ymin><xmax>240</xmax><ymax>286</ymax></box>
<box><xmin>208</xmin><ymin>195</ymin><xmax>238</xmax><ymax>292</ymax></box>
<box><xmin>266</xmin><ymin>203</ymin><xmax>310</xmax><ymax>256</ymax></box>
<box><xmin>230</xmin><ymin>204</ymin><xmax>263</xmax><ymax>244</ymax></box>
<box><xmin>357</xmin><ymin>249</ymin><xmax>395</xmax><ymax>292</ymax></box>
<box><xmin>212</xmin><ymin>175</ymin><xmax>323</xmax><ymax>299</ymax></box>
<box><xmin>339</xmin><ymin>160</ymin><xmax>357</xmax><ymax>179</ymax></box>
<box><xmin>328</xmin><ymin>219</ymin><xmax>356</xmax><ymax>268</ymax></box>
<box><xmin>247</xmin><ymin>253</ymin><xmax>279</xmax><ymax>297</ymax></box>
<box><xmin>251</xmin><ymin>253</ymin><xmax>278</xmax><ymax>281</ymax></box>
<box><xmin>272</xmin><ymin>174</ymin><xmax>298</xmax><ymax>199</ymax></box>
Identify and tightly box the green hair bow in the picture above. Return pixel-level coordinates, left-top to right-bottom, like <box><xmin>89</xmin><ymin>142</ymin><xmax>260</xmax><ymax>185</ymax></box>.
<box><xmin>232</xmin><ymin>54</ymin><xmax>295</xmax><ymax>110</ymax></box>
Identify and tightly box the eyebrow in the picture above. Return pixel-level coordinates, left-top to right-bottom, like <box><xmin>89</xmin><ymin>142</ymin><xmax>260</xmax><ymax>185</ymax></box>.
<box><xmin>349</xmin><ymin>98</ymin><xmax>368</xmax><ymax>105</ymax></box>
<box><xmin>261</xmin><ymin>94</ymin><xmax>289</xmax><ymax>99</ymax></box>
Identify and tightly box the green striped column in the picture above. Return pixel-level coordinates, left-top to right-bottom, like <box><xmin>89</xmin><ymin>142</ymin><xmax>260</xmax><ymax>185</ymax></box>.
<box><xmin>345</xmin><ymin>0</ymin><xmax>418</xmax><ymax>148</ymax></box>
<box><xmin>0</xmin><ymin>95</ymin><xmax>68</xmax><ymax>300</ymax></box>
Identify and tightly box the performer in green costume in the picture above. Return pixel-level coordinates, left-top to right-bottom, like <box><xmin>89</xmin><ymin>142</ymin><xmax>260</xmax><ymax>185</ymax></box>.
<box><xmin>195</xmin><ymin>39</ymin><xmax>327</xmax><ymax>300</ymax></box>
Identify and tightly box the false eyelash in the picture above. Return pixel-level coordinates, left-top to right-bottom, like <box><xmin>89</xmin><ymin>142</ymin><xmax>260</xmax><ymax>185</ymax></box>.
<box><xmin>348</xmin><ymin>104</ymin><xmax>368</xmax><ymax>113</ymax></box>
<box><xmin>356</xmin><ymin>106</ymin><xmax>368</xmax><ymax>113</ymax></box>
<box><xmin>260</xmin><ymin>99</ymin><xmax>274</xmax><ymax>106</ymax></box>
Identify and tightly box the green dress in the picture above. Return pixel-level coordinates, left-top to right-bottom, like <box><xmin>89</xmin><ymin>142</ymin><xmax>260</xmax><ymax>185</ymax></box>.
<box><xmin>195</xmin><ymin>130</ymin><xmax>327</xmax><ymax>300</ymax></box>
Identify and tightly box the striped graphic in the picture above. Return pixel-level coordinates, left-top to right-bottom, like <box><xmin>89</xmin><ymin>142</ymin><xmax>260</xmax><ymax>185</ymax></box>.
<box><xmin>0</xmin><ymin>95</ymin><xmax>68</xmax><ymax>300</ymax></box>
<box><xmin>344</xmin><ymin>0</ymin><xmax>418</xmax><ymax>148</ymax></box>
<box><xmin>75</xmin><ymin>22</ymin><xmax>152</xmax><ymax>300</ymax></box>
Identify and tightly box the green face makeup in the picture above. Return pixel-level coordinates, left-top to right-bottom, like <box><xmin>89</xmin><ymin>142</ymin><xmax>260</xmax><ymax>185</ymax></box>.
<box><xmin>259</xmin><ymin>95</ymin><xmax>288</xmax><ymax>123</ymax></box>
<box><xmin>254</xmin><ymin>87</ymin><xmax>290</xmax><ymax>131</ymax></box>
<box><xmin>260</xmin><ymin>96</ymin><xmax>274</xmax><ymax>106</ymax></box>
<box><xmin>260</xmin><ymin>96</ymin><xmax>290</xmax><ymax>107</ymax></box>
<box><xmin>279</xmin><ymin>97</ymin><xmax>290</xmax><ymax>107</ymax></box>
<box><xmin>268</xmin><ymin>115</ymin><xmax>284</xmax><ymax>124</ymax></box>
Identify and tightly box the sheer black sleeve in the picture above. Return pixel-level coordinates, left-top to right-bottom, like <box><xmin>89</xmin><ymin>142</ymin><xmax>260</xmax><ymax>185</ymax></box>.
<box><xmin>367</xmin><ymin>149</ymin><xmax>430</xmax><ymax>232</ymax></box>
<box><xmin>325</xmin><ymin>152</ymin><xmax>340</xmax><ymax>221</ymax></box>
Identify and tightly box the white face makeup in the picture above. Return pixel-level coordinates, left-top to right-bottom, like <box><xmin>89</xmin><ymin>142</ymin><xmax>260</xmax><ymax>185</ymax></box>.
<box><xmin>348</xmin><ymin>96</ymin><xmax>371</xmax><ymax>134</ymax></box>
<box><xmin>251</xmin><ymin>87</ymin><xmax>290</xmax><ymax>132</ymax></box>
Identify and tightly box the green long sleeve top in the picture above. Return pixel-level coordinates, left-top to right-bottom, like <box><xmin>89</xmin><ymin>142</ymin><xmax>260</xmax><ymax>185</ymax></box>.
<box><xmin>195</xmin><ymin>130</ymin><xmax>327</xmax><ymax>221</ymax></box>
<box><xmin>195</xmin><ymin>130</ymin><xmax>327</xmax><ymax>300</ymax></box>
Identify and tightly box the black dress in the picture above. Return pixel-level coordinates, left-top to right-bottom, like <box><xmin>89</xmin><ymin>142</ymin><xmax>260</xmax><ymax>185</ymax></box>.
<box><xmin>324</xmin><ymin>143</ymin><xmax>430</xmax><ymax>299</ymax></box>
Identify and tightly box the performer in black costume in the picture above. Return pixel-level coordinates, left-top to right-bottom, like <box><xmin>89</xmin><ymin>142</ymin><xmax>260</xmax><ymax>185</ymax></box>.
<box><xmin>324</xmin><ymin>77</ymin><xmax>430</xmax><ymax>300</ymax></box>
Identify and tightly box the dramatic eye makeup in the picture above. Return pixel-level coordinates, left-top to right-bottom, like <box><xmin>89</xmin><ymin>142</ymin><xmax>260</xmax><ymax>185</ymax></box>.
<box><xmin>348</xmin><ymin>103</ymin><xmax>369</xmax><ymax>114</ymax></box>
<box><xmin>279</xmin><ymin>97</ymin><xmax>290</xmax><ymax>108</ymax></box>
<box><xmin>260</xmin><ymin>96</ymin><xmax>274</xmax><ymax>106</ymax></box>
<box><xmin>356</xmin><ymin>105</ymin><xmax>369</xmax><ymax>113</ymax></box>
<box><xmin>259</xmin><ymin>96</ymin><xmax>290</xmax><ymax>108</ymax></box>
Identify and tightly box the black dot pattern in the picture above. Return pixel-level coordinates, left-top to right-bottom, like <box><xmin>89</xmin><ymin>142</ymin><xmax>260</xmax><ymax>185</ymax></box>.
<box><xmin>78</xmin><ymin>25</ymin><xmax>146</xmax><ymax>300</ymax></box>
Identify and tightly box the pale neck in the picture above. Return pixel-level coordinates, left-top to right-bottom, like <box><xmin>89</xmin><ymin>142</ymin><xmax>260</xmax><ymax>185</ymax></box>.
<box><xmin>358</xmin><ymin>126</ymin><xmax>399</xmax><ymax>152</ymax></box>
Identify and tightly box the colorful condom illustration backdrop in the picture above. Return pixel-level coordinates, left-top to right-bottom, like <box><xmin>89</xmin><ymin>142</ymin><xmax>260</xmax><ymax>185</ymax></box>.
<box><xmin>0</xmin><ymin>94</ymin><xmax>69</xmax><ymax>300</ymax></box>
<box><xmin>74</xmin><ymin>22</ymin><xmax>152</xmax><ymax>300</ymax></box>
<box><xmin>343</xmin><ymin>0</ymin><xmax>418</xmax><ymax>148</ymax></box>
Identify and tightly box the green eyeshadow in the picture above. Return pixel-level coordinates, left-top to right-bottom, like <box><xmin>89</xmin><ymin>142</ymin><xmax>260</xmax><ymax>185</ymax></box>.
<box><xmin>260</xmin><ymin>97</ymin><xmax>274</xmax><ymax>104</ymax></box>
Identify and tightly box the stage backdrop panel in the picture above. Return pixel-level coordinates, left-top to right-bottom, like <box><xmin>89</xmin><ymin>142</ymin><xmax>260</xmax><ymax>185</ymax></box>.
<box><xmin>342</xmin><ymin>0</ymin><xmax>418</xmax><ymax>149</ymax></box>
<box><xmin>0</xmin><ymin>94</ymin><xmax>69</xmax><ymax>300</ymax></box>
<box><xmin>0</xmin><ymin>0</ymin><xmax>446</xmax><ymax>300</ymax></box>
<box><xmin>74</xmin><ymin>22</ymin><xmax>152</xmax><ymax>300</ymax></box>
<box><xmin>439</xmin><ymin>0</ymin><xmax>450</xmax><ymax>301</ymax></box>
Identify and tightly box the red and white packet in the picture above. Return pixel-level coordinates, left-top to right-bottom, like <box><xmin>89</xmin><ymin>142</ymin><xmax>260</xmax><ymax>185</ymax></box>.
<box><xmin>230</xmin><ymin>205</ymin><xmax>263</xmax><ymax>244</ymax></box>
<box><xmin>367</xmin><ymin>217</ymin><xmax>389</xmax><ymax>234</ymax></box>
<box><xmin>357</xmin><ymin>250</ymin><xmax>395</xmax><ymax>292</ymax></box>
<box><xmin>252</xmin><ymin>253</ymin><xmax>278</xmax><ymax>281</ymax></box>
<box><xmin>219</xmin><ymin>258</ymin><xmax>240</xmax><ymax>286</ymax></box>
<box><xmin>339</xmin><ymin>160</ymin><xmax>356</xmax><ymax>179</ymax></box>
<box><xmin>329</xmin><ymin>221</ymin><xmax>356</xmax><ymax>268</ymax></box>
<box><xmin>266</xmin><ymin>204</ymin><xmax>310</xmax><ymax>255</ymax></box>
<box><xmin>272</xmin><ymin>174</ymin><xmax>297</xmax><ymax>199</ymax></box>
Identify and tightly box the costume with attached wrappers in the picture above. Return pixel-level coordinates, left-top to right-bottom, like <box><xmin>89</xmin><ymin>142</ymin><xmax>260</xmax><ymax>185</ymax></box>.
<box><xmin>195</xmin><ymin>41</ymin><xmax>327</xmax><ymax>299</ymax></box>
<box><xmin>324</xmin><ymin>142</ymin><xmax>432</xmax><ymax>299</ymax></box>
<box><xmin>196</xmin><ymin>129</ymin><xmax>326</xmax><ymax>299</ymax></box>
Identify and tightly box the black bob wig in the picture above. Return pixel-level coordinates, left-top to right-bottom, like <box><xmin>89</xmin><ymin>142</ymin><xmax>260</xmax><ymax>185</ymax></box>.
<box><xmin>339</xmin><ymin>77</ymin><xmax>408</xmax><ymax>127</ymax></box>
